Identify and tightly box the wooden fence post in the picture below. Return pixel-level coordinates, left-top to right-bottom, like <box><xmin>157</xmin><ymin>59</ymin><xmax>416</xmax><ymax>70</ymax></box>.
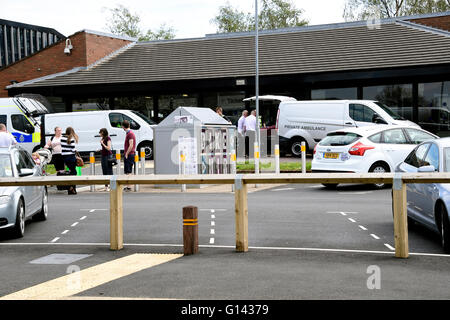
<box><xmin>183</xmin><ymin>206</ymin><xmax>199</xmax><ymax>255</ymax></box>
<box><xmin>235</xmin><ymin>175</ymin><xmax>248</xmax><ymax>252</ymax></box>
<box><xmin>110</xmin><ymin>180</ymin><xmax>123</xmax><ymax>251</ymax></box>
<box><xmin>393</xmin><ymin>174</ymin><xmax>409</xmax><ymax>258</ymax></box>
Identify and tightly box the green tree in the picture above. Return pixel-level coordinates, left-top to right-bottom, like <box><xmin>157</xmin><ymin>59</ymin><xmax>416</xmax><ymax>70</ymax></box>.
<box><xmin>211</xmin><ymin>0</ymin><xmax>308</xmax><ymax>33</ymax></box>
<box><xmin>344</xmin><ymin>0</ymin><xmax>450</xmax><ymax>21</ymax></box>
<box><xmin>106</xmin><ymin>5</ymin><xmax>176</xmax><ymax>41</ymax></box>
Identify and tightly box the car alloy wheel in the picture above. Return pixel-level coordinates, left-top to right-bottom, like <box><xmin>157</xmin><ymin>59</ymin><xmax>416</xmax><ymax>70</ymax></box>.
<box><xmin>13</xmin><ymin>199</ymin><xmax>25</xmax><ymax>238</ymax></box>
<box><xmin>369</xmin><ymin>164</ymin><xmax>389</xmax><ymax>189</ymax></box>
<box><xmin>34</xmin><ymin>189</ymin><xmax>48</xmax><ymax>221</ymax></box>
<box><xmin>440</xmin><ymin>207</ymin><xmax>450</xmax><ymax>254</ymax></box>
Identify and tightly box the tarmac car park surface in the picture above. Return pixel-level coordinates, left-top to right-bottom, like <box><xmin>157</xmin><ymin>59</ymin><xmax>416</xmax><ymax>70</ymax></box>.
<box><xmin>0</xmin><ymin>183</ymin><xmax>449</xmax><ymax>302</ymax></box>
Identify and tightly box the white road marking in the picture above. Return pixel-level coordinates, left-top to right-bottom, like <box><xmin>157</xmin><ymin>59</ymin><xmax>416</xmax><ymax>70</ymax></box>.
<box><xmin>340</xmin><ymin>212</ymin><xmax>347</xmax><ymax>216</ymax></box>
<box><xmin>61</xmin><ymin>230</ymin><xmax>69</xmax><ymax>235</ymax></box>
<box><xmin>211</xmin><ymin>215</ymin><xmax>215</xmax><ymax>219</ymax></box>
<box><xmin>348</xmin><ymin>218</ymin><xmax>356</xmax><ymax>223</ymax></box>
<box><xmin>89</xmin><ymin>209</ymin><xmax>95</xmax><ymax>213</ymax></box>
<box><xmin>209</xmin><ymin>238</ymin><xmax>215</xmax><ymax>244</ymax></box>
<box><xmin>50</xmin><ymin>237</ymin><xmax>60</xmax><ymax>243</ymax></box>
<box><xmin>211</xmin><ymin>221</ymin><xmax>215</xmax><ymax>226</ymax></box>
<box><xmin>210</xmin><ymin>229</ymin><xmax>215</xmax><ymax>235</ymax></box>
<box><xmin>384</xmin><ymin>243</ymin><xmax>395</xmax><ymax>251</ymax></box>
<box><xmin>71</xmin><ymin>222</ymin><xmax>79</xmax><ymax>227</ymax></box>
<box><xmin>371</xmin><ymin>234</ymin><xmax>380</xmax><ymax>240</ymax></box>
<box><xmin>272</xmin><ymin>188</ymin><xmax>295</xmax><ymax>192</ymax></box>
<box><xmin>80</xmin><ymin>216</ymin><xmax>87</xmax><ymax>220</ymax></box>
<box><xmin>359</xmin><ymin>225</ymin><xmax>368</xmax><ymax>231</ymax></box>
<box><xmin>2</xmin><ymin>242</ymin><xmax>450</xmax><ymax>258</ymax></box>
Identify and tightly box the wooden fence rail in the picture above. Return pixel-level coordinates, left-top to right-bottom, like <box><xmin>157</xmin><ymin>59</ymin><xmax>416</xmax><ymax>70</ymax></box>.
<box><xmin>1</xmin><ymin>172</ymin><xmax>449</xmax><ymax>258</ymax></box>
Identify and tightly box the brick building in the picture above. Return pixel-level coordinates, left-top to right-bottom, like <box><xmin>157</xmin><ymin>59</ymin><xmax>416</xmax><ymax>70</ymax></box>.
<box><xmin>4</xmin><ymin>11</ymin><xmax>450</xmax><ymax>138</ymax></box>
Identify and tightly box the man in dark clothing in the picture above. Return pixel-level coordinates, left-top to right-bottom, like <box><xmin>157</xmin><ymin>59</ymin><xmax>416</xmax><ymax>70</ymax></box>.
<box><xmin>122</xmin><ymin>120</ymin><xmax>136</xmax><ymax>191</ymax></box>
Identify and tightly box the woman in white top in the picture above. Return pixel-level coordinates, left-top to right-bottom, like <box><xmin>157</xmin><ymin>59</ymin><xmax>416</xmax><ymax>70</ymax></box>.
<box><xmin>44</xmin><ymin>126</ymin><xmax>65</xmax><ymax>172</ymax></box>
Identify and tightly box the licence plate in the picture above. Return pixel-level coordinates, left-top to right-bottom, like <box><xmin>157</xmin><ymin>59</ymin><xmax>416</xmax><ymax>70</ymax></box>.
<box><xmin>324</xmin><ymin>152</ymin><xmax>339</xmax><ymax>159</ymax></box>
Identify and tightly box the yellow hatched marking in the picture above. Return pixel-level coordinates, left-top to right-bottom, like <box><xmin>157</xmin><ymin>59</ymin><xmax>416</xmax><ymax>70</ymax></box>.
<box><xmin>0</xmin><ymin>253</ymin><xmax>182</xmax><ymax>300</ymax></box>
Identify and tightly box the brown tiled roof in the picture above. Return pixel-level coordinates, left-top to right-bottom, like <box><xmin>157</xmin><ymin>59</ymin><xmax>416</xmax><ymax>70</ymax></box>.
<box><xmin>11</xmin><ymin>20</ymin><xmax>450</xmax><ymax>88</ymax></box>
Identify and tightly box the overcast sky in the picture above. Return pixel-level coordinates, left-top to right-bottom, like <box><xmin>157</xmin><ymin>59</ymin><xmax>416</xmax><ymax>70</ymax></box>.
<box><xmin>1</xmin><ymin>0</ymin><xmax>347</xmax><ymax>39</ymax></box>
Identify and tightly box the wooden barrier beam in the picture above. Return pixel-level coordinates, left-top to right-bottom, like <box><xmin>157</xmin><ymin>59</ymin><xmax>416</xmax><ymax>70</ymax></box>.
<box><xmin>392</xmin><ymin>175</ymin><xmax>409</xmax><ymax>258</ymax></box>
<box><xmin>110</xmin><ymin>183</ymin><xmax>123</xmax><ymax>251</ymax></box>
<box><xmin>235</xmin><ymin>176</ymin><xmax>248</xmax><ymax>252</ymax></box>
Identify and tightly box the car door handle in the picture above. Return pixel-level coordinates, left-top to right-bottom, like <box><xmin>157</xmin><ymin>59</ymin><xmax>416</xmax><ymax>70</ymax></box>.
<box><xmin>345</xmin><ymin>122</ymin><xmax>353</xmax><ymax>125</ymax></box>
<box><xmin>94</xmin><ymin>135</ymin><xmax>101</xmax><ymax>137</ymax></box>
<box><xmin>110</xmin><ymin>134</ymin><xmax>118</xmax><ymax>137</ymax></box>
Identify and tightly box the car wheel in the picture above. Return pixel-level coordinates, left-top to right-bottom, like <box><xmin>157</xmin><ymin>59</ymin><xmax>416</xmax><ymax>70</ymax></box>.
<box><xmin>138</xmin><ymin>142</ymin><xmax>153</xmax><ymax>160</ymax></box>
<box><xmin>34</xmin><ymin>188</ymin><xmax>48</xmax><ymax>221</ymax></box>
<box><xmin>322</xmin><ymin>183</ymin><xmax>338</xmax><ymax>189</ymax></box>
<box><xmin>439</xmin><ymin>206</ymin><xmax>450</xmax><ymax>254</ymax></box>
<box><xmin>290</xmin><ymin>138</ymin><xmax>307</xmax><ymax>158</ymax></box>
<box><xmin>369</xmin><ymin>163</ymin><xmax>390</xmax><ymax>189</ymax></box>
<box><xmin>12</xmin><ymin>198</ymin><xmax>25</xmax><ymax>238</ymax></box>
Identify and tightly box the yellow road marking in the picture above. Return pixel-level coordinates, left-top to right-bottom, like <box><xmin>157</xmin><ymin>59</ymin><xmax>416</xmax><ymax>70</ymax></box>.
<box><xmin>1</xmin><ymin>253</ymin><xmax>182</xmax><ymax>300</ymax></box>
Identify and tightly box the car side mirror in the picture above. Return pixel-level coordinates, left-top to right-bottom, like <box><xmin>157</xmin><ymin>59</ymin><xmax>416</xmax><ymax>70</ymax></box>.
<box><xmin>372</xmin><ymin>114</ymin><xmax>387</xmax><ymax>124</ymax></box>
<box><xmin>418</xmin><ymin>165</ymin><xmax>436</xmax><ymax>173</ymax></box>
<box><xmin>19</xmin><ymin>168</ymin><xmax>34</xmax><ymax>177</ymax></box>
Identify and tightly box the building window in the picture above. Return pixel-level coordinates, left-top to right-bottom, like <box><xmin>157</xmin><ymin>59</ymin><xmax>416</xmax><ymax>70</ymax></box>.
<box><xmin>418</xmin><ymin>81</ymin><xmax>450</xmax><ymax>136</ymax></box>
<box><xmin>36</xmin><ymin>31</ymin><xmax>41</xmax><ymax>51</ymax></box>
<box><xmin>0</xmin><ymin>26</ymin><xmax>4</xmax><ymax>67</ymax></box>
<box><xmin>42</xmin><ymin>32</ymin><xmax>47</xmax><ymax>48</ymax></box>
<box><xmin>311</xmin><ymin>87</ymin><xmax>357</xmax><ymax>100</ymax></box>
<box><xmin>19</xmin><ymin>28</ymin><xmax>25</xmax><ymax>59</ymax></box>
<box><xmin>363</xmin><ymin>84</ymin><xmax>413</xmax><ymax>120</ymax></box>
<box><xmin>12</xmin><ymin>27</ymin><xmax>18</xmax><ymax>62</ymax></box>
<box><xmin>158</xmin><ymin>94</ymin><xmax>198</xmax><ymax>121</ymax></box>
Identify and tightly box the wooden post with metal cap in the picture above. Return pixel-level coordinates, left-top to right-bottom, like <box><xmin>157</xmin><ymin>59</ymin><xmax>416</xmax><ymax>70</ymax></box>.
<box><xmin>89</xmin><ymin>152</ymin><xmax>95</xmax><ymax>192</ymax></box>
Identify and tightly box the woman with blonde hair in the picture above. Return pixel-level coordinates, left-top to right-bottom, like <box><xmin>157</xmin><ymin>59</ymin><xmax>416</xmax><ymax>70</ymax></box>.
<box><xmin>61</xmin><ymin>127</ymin><xmax>79</xmax><ymax>195</ymax></box>
<box><xmin>44</xmin><ymin>126</ymin><xmax>64</xmax><ymax>172</ymax></box>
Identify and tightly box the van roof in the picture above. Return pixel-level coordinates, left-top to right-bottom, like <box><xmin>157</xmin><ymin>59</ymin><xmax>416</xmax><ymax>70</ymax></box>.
<box><xmin>281</xmin><ymin>100</ymin><xmax>377</xmax><ymax>104</ymax></box>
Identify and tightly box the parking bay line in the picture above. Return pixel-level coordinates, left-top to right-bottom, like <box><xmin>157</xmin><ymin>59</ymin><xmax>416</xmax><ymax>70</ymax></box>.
<box><xmin>0</xmin><ymin>253</ymin><xmax>182</xmax><ymax>300</ymax></box>
<box><xmin>1</xmin><ymin>242</ymin><xmax>449</xmax><ymax>258</ymax></box>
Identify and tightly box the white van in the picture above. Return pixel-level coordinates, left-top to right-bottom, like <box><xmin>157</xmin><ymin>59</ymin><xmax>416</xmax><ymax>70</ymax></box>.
<box><xmin>0</xmin><ymin>97</ymin><xmax>49</xmax><ymax>154</ymax></box>
<box><xmin>277</xmin><ymin>100</ymin><xmax>419</xmax><ymax>156</ymax></box>
<box><xmin>41</xmin><ymin>110</ymin><xmax>156</xmax><ymax>159</ymax></box>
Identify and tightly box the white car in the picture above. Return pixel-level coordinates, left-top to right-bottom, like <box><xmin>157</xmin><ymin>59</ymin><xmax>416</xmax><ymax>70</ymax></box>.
<box><xmin>311</xmin><ymin>125</ymin><xmax>438</xmax><ymax>189</ymax></box>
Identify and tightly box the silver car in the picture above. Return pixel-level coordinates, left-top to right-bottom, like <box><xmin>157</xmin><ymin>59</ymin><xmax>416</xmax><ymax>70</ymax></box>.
<box><xmin>395</xmin><ymin>137</ymin><xmax>450</xmax><ymax>253</ymax></box>
<box><xmin>0</xmin><ymin>145</ymin><xmax>48</xmax><ymax>238</ymax></box>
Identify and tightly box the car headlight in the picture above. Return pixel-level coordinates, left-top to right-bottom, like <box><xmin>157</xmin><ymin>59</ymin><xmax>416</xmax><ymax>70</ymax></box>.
<box><xmin>0</xmin><ymin>196</ymin><xmax>11</xmax><ymax>205</ymax></box>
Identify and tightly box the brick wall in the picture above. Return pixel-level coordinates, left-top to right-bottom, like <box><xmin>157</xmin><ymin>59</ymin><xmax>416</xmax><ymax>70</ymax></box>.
<box><xmin>409</xmin><ymin>15</ymin><xmax>450</xmax><ymax>32</ymax></box>
<box><xmin>0</xmin><ymin>31</ymin><xmax>132</xmax><ymax>97</ymax></box>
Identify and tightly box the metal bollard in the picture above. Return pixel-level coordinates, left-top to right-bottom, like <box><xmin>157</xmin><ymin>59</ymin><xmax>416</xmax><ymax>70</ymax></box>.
<box><xmin>115</xmin><ymin>150</ymin><xmax>121</xmax><ymax>175</ymax></box>
<box><xmin>302</xmin><ymin>141</ymin><xmax>306</xmax><ymax>174</ymax></box>
<box><xmin>254</xmin><ymin>142</ymin><xmax>260</xmax><ymax>188</ymax></box>
<box><xmin>180</xmin><ymin>150</ymin><xmax>186</xmax><ymax>192</ymax></box>
<box><xmin>134</xmin><ymin>153</ymin><xmax>139</xmax><ymax>192</ymax></box>
<box><xmin>140</xmin><ymin>148</ymin><xmax>145</xmax><ymax>175</ymax></box>
<box><xmin>231</xmin><ymin>149</ymin><xmax>236</xmax><ymax>192</ymax></box>
<box><xmin>183</xmin><ymin>206</ymin><xmax>198</xmax><ymax>255</ymax></box>
<box><xmin>254</xmin><ymin>142</ymin><xmax>260</xmax><ymax>174</ymax></box>
<box><xmin>89</xmin><ymin>152</ymin><xmax>95</xmax><ymax>192</ymax></box>
<box><xmin>275</xmin><ymin>144</ymin><xmax>280</xmax><ymax>174</ymax></box>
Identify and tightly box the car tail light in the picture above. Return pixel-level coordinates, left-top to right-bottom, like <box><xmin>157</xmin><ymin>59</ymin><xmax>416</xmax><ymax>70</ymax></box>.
<box><xmin>348</xmin><ymin>142</ymin><xmax>374</xmax><ymax>156</ymax></box>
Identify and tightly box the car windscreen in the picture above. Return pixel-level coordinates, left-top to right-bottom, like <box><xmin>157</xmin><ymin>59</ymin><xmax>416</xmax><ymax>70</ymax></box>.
<box><xmin>373</xmin><ymin>102</ymin><xmax>405</xmax><ymax>120</ymax></box>
<box><xmin>131</xmin><ymin>111</ymin><xmax>156</xmax><ymax>125</ymax></box>
<box><xmin>0</xmin><ymin>154</ymin><xmax>13</xmax><ymax>177</ymax></box>
<box><xmin>319</xmin><ymin>132</ymin><xmax>361</xmax><ymax>146</ymax></box>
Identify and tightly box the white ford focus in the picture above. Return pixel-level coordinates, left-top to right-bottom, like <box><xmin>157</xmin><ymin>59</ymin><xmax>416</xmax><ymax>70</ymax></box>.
<box><xmin>311</xmin><ymin>125</ymin><xmax>438</xmax><ymax>189</ymax></box>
